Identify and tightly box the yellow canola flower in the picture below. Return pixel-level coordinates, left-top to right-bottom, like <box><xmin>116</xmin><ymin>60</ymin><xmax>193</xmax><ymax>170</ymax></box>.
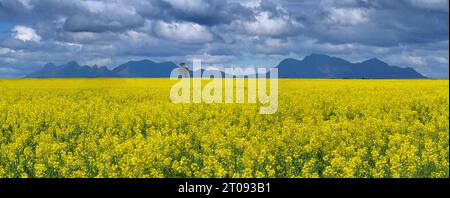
<box><xmin>0</xmin><ymin>79</ymin><xmax>448</xmax><ymax>178</ymax></box>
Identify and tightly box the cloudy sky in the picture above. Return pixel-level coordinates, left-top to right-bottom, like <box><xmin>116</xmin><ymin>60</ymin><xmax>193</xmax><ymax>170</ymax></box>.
<box><xmin>0</xmin><ymin>0</ymin><xmax>448</xmax><ymax>78</ymax></box>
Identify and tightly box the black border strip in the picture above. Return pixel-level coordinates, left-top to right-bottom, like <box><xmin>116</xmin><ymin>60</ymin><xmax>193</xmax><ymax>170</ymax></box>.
<box><xmin>1</xmin><ymin>178</ymin><xmax>448</xmax><ymax>195</ymax></box>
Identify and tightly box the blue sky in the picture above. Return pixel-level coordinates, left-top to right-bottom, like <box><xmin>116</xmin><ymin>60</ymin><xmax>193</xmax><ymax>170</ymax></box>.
<box><xmin>0</xmin><ymin>0</ymin><xmax>449</xmax><ymax>78</ymax></box>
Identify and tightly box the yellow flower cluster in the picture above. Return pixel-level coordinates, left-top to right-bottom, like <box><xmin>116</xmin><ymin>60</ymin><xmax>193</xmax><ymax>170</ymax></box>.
<box><xmin>0</xmin><ymin>79</ymin><xmax>448</xmax><ymax>178</ymax></box>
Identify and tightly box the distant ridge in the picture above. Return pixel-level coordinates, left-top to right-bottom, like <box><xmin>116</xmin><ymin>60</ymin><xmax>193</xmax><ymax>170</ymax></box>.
<box><xmin>26</xmin><ymin>54</ymin><xmax>427</xmax><ymax>79</ymax></box>
<box><xmin>112</xmin><ymin>60</ymin><xmax>178</xmax><ymax>78</ymax></box>
<box><xmin>277</xmin><ymin>54</ymin><xmax>426</xmax><ymax>79</ymax></box>
<box><xmin>26</xmin><ymin>60</ymin><xmax>178</xmax><ymax>78</ymax></box>
<box><xmin>26</xmin><ymin>61</ymin><xmax>115</xmax><ymax>78</ymax></box>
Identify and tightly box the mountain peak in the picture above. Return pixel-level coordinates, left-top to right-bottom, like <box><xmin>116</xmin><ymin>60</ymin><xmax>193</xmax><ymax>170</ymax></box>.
<box><xmin>26</xmin><ymin>61</ymin><xmax>115</xmax><ymax>78</ymax></box>
<box><xmin>43</xmin><ymin>63</ymin><xmax>56</xmax><ymax>68</ymax></box>
<box><xmin>363</xmin><ymin>58</ymin><xmax>388</xmax><ymax>65</ymax></box>
<box><xmin>277</xmin><ymin>54</ymin><xmax>426</xmax><ymax>79</ymax></box>
<box><xmin>129</xmin><ymin>59</ymin><xmax>155</xmax><ymax>64</ymax></box>
<box><xmin>279</xmin><ymin>58</ymin><xmax>300</xmax><ymax>64</ymax></box>
<box><xmin>305</xmin><ymin>53</ymin><xmax>330</xmax><ymax>59</ymax></box>
<box><xmin>112</xmin><ymin>59</ymin><xmax>178</xmax><ymax>77</ymax></box>
<box><xmin>65</xmin><ymin>61</ymin><xmax>80</xmax><ymax>67</ymax></box>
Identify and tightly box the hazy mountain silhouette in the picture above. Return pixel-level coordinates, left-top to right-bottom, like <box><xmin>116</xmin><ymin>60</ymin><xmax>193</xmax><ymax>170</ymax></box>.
<box><xmin>112</xmin><ymin>60</ymin><xmax>178</xmax><ymax>77</ymax></box>
<box><xmin>277</xmin><ymin>54</ymin><xmax>426</xmax><ymax>79</ymax></box>
<box><xmin>26</xmin><ymin>61</ymin><xmax>115</xmax><ymax>78</ymax></box>
<box><xmin>26</xmin><ymin>60</ymin><xmax>179</xmax><ymax>78</ymax></box>
<box><xmin>26</xmin><ymin>54</ymin><xmax>427</xmax><ymax>79</ymax></box>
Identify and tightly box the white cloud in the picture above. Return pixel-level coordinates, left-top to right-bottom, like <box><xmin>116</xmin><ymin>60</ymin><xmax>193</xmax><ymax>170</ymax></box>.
<box><xmin>81</xmin><ymin>0</ymin><xmax>138</xmax><ymax>16</ymax></box>
<box><xmin>187</xmin><ymin>53</ymin><xmax>236</xmax><ymax>65</ymax></box>
<box><xmin>431</xmin><ymin>56</ymin><xmax>449</xmax><ymax>64</ymax></box>
<box><xmin>405</xmin><ymin>56</ymin><xmax>426</xmax><ymax>66</ymax></box>
<box><xmin>18</xmin><ymin>0</ymin><xmax>33</xmax><ymax>9</ymax></box>
<box><xmin>386</xmin><ymin>54</ymin><xmax>427</xmax><ymax>67</ymax></box>
<box><xmin>0</xmin><ymin>47</ymin><xmax>14</xmax><ymax>55</ymax></box>
<box><xmin>243</xmin><ymin>12</ymin><xmax>296</xmax><ymax>37</ymax></box>
<box><xmin>12</xmin><ymin>26</ymin><xmax>42</xmax><ymax>42</ymax></box>
<box><xmin>3</xmin><ymin>58</ymin><xmax>17</xmax><ymax>64</ymax></box>
<box><xmin>406</xmin><ymin>0</ymin><xmax>449</xmax><ymax>12</ymax></box>
<box><xmin>163</xmin><ymin>0</ymin><xmax>208</xmax><ymax>13</ymax></box>
<box><xmin>153</xmin><ymin>21</ymin><xmax>213</xmax><ymax>43</ymax></box>
<box><xmin>83</xmin><ymin>58</ymin><xmax>112</xmax><ymax>66</ymax></box>
<box><xmin>124</xmin><ymin>30</ymin><xmax>154</xmax><ymax>43</ymax></box>
<box><xmin>326</xmin><ymin>8</ymin><xmax>370</xmax><ymax>25</ymax></box>
<box><xmin>0</xmin><ymin>67</ymin><xmax>20</xmax><ymax>73</ymax></box>
<box><xmin>233</xmin><ymin>0</ymin><xmax>261</xmax><ymax>8</ymax></box>
<box><xmin>255</xmin><ymin>38</ymin><xmax>290</xmax><ymax>54</ymax></box>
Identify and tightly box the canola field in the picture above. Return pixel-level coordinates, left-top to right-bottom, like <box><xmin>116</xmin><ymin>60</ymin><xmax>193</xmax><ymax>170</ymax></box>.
<box><xmin>0</xmin><ymin>79</ymin><xmax>448</xmax><ymax>178</ymax></box>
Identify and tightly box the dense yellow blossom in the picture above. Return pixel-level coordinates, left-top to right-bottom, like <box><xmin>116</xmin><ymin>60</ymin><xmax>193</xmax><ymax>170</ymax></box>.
<box><xmin>0</xmin><ymin>79</ymin><xmax>448</xmax><ymax>178</ymax></box>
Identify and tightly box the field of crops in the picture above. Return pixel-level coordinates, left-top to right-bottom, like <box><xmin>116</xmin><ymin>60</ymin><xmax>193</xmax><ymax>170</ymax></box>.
<box><xmin>0</xmin><ymin>79</ymin><xmax>448</xmax><ymax>178</ymax></box>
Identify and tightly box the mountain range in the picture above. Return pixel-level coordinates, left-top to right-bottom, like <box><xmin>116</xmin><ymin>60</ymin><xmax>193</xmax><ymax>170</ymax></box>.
<box><xmin>26</xmin><ymin>60</ymin><xmax>179</xmax><ymax>78</ymax></box>
<box><xmin>26</xmin><ymin>54</ymin><xmax>426</xmax><ymax>79</ymax></box>
<box><xmin>277</xmin><ymin>54</ymin><xmax>425</xmax><ymax>79</ymax></box>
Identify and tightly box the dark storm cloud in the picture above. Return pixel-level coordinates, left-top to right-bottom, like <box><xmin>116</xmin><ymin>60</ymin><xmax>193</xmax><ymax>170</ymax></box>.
<box><xmin>63</xmin><ymin>13</ymin><xmax>145</xmax><ymax>33</ymax></box>
<box><xmin>159</xmin><ymin>0</ymin><xmax>254</xmax><ymax>26</ymax></box>
<box><xmin>0</xmin><ymin>0</ymin><xmax>448</xmax><ymax>78</ymax></box>
<box><xmin>276</xmin><ymin>0</ymin><xmax>448</xmax><ymax>47</ymax></box>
